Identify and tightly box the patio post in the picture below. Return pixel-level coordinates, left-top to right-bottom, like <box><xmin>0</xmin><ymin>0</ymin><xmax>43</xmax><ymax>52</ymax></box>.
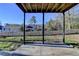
<box><xmin>63</xmin><ymin>12</ymin><xmax>65</xmax><ymax>43</ymax></box>
<box><xmin>42</xmin><ymin>12</ymin><xmax>44</xmax><ymax>44</ymax></box>
<box><xmin>23</xmin><ymin>12</ymin><xmax>26</xmax><ymax>44</ymax></box>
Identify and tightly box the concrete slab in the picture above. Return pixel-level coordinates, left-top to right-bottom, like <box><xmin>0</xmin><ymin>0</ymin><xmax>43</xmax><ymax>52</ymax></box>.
<box><xmin>11</xmin><ymin>44</ymin><xmax>79</xmax><ymax>56</ymax></box>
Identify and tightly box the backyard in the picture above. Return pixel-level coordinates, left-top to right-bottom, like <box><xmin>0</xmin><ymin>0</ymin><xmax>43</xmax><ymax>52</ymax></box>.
<box><xmin>0</xmin><ymin>34</ymin><xmax>79</xmax><ymax>51</ymax></box>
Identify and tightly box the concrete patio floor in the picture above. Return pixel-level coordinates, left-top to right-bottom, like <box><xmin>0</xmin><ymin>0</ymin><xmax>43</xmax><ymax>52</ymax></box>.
<box><xmin>10</xmin><ymin>44</ymin><xmax>79</xmax><ymax>56</ymax></box>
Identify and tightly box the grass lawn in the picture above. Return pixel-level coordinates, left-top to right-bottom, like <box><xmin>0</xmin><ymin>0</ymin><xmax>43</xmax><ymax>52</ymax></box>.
<box><xmin>25</xmin><ymin>35</ymin><xmax>79</xmax><ymax>43</ymax></box>
<box><xmin>0</xmin><ymin>35</ymin><xmax>79</xmax><ymax>51</ymax></box>
<box><xmin>0</xmin><ymin>37</ymin><xmax>22</xmax><ymax>41</ymax></box>
<box><xmin>0</xmin><ymin>42</ymin><xmax>21</xmax><ymax>51</ymax></box>
<box><xmin>0</xmin><ymin>37</ymin><xmax>22</xmax><ymax>51</ymax></box>
<box><xmin>65</xmin><ymin>35</ymin><xmax>79</xmax><ymax>44</ymax></box>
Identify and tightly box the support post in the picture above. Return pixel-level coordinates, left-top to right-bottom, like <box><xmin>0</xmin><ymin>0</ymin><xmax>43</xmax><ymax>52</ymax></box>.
<box><xmin>63</xmin><ymin>12</ymin><xmax>65</xmax><ymax>43</ymax></box>
<box><xmin>23</xmin><ymin>13</ymin><xmax>26</xmax><ymax>44</ymax></box>
<box><xmin>42</xmin><ymin>12</ymin><xmax>44</xmax><ymax>44</ymax></box>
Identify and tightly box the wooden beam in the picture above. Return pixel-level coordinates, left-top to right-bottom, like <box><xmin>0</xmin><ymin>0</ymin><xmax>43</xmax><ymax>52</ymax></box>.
<box><xmin>43</xmin><ymin>3</ymin><xmax>48</xmax><ymax>12</ymax></box>
<box><xmin>56</xmin><ymin>4</ymin><xmax>66</xmax><ymax>11</ymax></box>
<box><xmin>51</xmin><ymin>3</ymin><xmax>59</xmax><ymax>11</ymax></box>
<box><xmin>17</xmin><ymin>3</ymin><xmax>77</xmax><ymax>13</ymax></box>
<box><xmin>35</xmin><ymin>3</ymin><xmax>37</xmax><ymax>12</ymax></box>
<box><xmin>21</xmin><ymin>3</ymin><xmax>27</xmax><ymax>11</ymax></box>
<box><xmin>60</xmin><ymin>4</ymin><xmax>72</xmax><ymax>12</ymax></box>
<box><xmin>46</xmin><ymin>3</ymin><xmax>50</xmax><ymax>12</ymax></box>
<box><xmin>63</xmin><ymin>4</ymin><xmax>77</xmax><ymax>12</ymax></box>
<box><xmin>41</xmin><ymin>3</ymin><xmax>48</xmax><ymax>12</ymax></box>
<box><xmin>28</xmin><ymin>3</ymin><xmax>32</xmax><ymax>12</ymax></box>
<box><xmin>46</xmin><ymin>3</ymin><xmax>55</xmax><ymax>12</ymax></box>
<box><xmin>30</xmin><ymin>3</ymin><xmax>37</xmax><ymax>12</ymax></box>
<box><xmin>41</xmin><ymin>3</ymin><xmax>43</xmax><ymax>12</ymax></box>
<box><xmin>37</xmin><ymin>3</ymin><xmax>41</xmax><ymax>12</ymax></box>
<box><xmin>16</xmin><ymin>3</ymin><xmax>26</xmax><ymax>12</ymax></box>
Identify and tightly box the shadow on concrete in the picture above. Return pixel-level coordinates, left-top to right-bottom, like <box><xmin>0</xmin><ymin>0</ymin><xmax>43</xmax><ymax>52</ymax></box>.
<box><xmin>23</xmin><ymin>43</ymin><xmax>73</xmax><ymax>48</ymax></box>
<box><xmin>0</xmin><ymin>51</ymin><xmax>30</xmax><ymax>56</ymax></box>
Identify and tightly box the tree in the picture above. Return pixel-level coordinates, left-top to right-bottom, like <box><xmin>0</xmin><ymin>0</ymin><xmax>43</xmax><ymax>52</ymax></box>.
<box><xmin>47</xmin><ymin>18</ymin><xmax>57</xmax><ymax>31</ymax></box>
<box><xmin>55</xmin><ymin>22</ymin><xmax>62</xmax><ymax>30</ymax></box>
<box><xmin>47</xmin><ymin>19</ymin><xmax>53</xmax><ymax>31</ymax></box>
<box><xmin>29</xmin><ymin>16</ymin><xmax>36</xmax><ymax>25</ymax></box>
<box><xmin>20</xmin><ymin>24</ymin><xmax>24</xmax><ymax>32</ymax></box>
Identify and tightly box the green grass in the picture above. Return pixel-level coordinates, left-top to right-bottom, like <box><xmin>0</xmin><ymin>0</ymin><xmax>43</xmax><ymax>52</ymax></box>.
<box><xmin>0</xmin><ymin>37</ymin><xmax>22</xmax><ymax>42</ymax></box>
<box><xmin>0</xmin><ymin>37</ymin><xmax>22</xmax><ymax>51</ymax></box>
<box><xmin>25</xmin><ymin>36</ymin><xmax>42</xmax><ymax>41</ymax></box>
<box><xmin>0</xmin><ymin>35</ymin><xmax>79</xmax><ymax>51</ymax></box>
<box><xmin>25</xmin><ymin>36</ymin><xmax>79</xmax><ymax>44</ymax></box>
<box><xmin>0</xmin><ymin>42</ymin><xmax>12</xmax><ymax>50</ymax></box>
<box><xmin>65</xmin><ymin>38</ymin><xmax>78</xmax><ymax>43</ymax></box>
<box><xmin>0</xmin><ymin>42</ymin><xmax>21</xmax><ymax>51</ymax></box>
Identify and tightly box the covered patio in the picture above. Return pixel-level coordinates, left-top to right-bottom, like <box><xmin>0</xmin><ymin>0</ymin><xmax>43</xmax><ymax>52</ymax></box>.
<box><xmin>0</xmin><ymin>3</ymin><xmax>79</xmax><ymax>56</ymax></box>
<box><xmin>16</xmin><ymin>3</ymin><xmax>78</xmax><ymax>45</ymax></box>
<box><xmin>2</xmin><ymin>3</ymin><xmax>78</xmax><ymax>56</ymax></box>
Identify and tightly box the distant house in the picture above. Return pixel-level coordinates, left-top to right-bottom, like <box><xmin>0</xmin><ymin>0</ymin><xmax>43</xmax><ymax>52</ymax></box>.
<box><xmin>35</xmin><ymin>25</ymin><xmax>42</xmax><ymax>31</ymax></box>
<box><xmin>25</xmin><ymin>25</ymin><xmax>34</xmax><ymax>31</ymax></box>
<box><xmin>25</xmin><ymin>24</ymin><xmax>42</xmax><ymax>31</ymax></box>
<box><xmin>2</xmin><ymin>24</ymin><xmax>21</xmax><ymax>32</ymax></box>
<box><xmin>0</xmin><ymin>24</ymin><xmax>42</xmax><ymax>32</ymax></box>
<box><xmin>0</xmin><ymin>25</ymin><xmax>4</xmax><ymax>32</ymax></box>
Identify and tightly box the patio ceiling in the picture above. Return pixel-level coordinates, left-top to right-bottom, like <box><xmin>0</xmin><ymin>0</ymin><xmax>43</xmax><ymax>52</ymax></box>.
<box><xmin>16</xmin><ymin>3</ymin><xmax>77</xmax><ymax>13</ymax></box>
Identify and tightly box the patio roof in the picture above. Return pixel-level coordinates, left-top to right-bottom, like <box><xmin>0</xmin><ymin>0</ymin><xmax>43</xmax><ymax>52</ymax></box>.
<box><xmin>16</xmin><ymin>3</ymin><xmax>78</xmax><ymax>44</ymax></box>
<box><xmin>16</xmin><ymin>3</ymin><xmax>77</xmax><ymax>13</ymax></box>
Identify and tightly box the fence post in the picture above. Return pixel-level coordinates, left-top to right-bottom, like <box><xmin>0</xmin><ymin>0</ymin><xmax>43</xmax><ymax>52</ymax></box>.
<box><xmin>42</xmin><ymin>12</ymin><xmax>44</xmax><ymax>44</ymax></box>
<box><xmin>23</xmin><ymin>13</ymin><xmax>26</xmax><ymax>44</ymax></box>
<box><xmin>63</xmin><ymin>12</ymin><xmax>65</xmax><ymax>43</ymax></box>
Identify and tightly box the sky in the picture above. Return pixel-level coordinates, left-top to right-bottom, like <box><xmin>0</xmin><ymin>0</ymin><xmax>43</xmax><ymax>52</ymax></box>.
<box><xmin>0</xmin><ymin>3</ymin><xmax>79</xmax><ymax>25</ymax></box>
<box><xmin>0</xmin><ymin>3</ymin><xmax>24</xmax><ymax>25</ymax></box>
